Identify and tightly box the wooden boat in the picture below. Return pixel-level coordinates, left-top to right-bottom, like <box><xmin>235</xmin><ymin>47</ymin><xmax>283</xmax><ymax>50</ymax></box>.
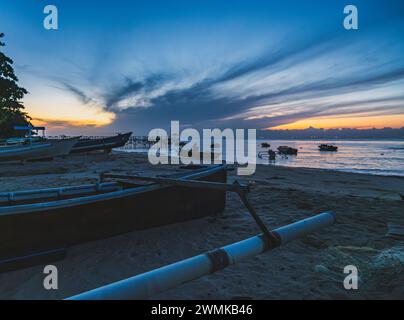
<box><xmin>70</xmin><ymin>132</ymin><xmax>132</xmax><ymax>154</ymax></box>
<box><xmin>0</xmin><ymin>137</ymin><xmax>28</xmax><ymax>146</ymax></box>
<box><xmin>0</xmin><ymin>165</ymin><xmax>227</xmax><ymax>265</ymax></box>
<box><xmin>277</xmin><ymin>146</ymin><xmax>298</xmax><ymax>155</ymax></box>
<box><xmin>0</xmin><ymin>137</ymin><xmax>79</xmax><ymax>162</ymax></box>
<box><xmin>319</xmin><ymin>144</ymin><xmax>338</xmax><ymax>152</ymax></box>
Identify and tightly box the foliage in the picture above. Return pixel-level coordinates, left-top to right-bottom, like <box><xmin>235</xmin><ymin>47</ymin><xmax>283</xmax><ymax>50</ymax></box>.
<box><xmin>0</xmin><ymin>33</ymin><xmax>30</xmax><ymax>138</ymax></box>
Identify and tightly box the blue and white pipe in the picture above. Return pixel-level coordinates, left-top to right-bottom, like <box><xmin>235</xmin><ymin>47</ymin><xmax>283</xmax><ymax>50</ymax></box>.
<box><xmin>67</xmin><ymin>211</ymin><xmax>336</xmax><ymax>300</ymax></box>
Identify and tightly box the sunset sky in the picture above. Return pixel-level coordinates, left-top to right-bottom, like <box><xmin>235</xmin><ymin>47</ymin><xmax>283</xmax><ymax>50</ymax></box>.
<box><xmin>1</xmin><ymin>0</ymin><xmax>404</xmax><ymax>135</ymax></box>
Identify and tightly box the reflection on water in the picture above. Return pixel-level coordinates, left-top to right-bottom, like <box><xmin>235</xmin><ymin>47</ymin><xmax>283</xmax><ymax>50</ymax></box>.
<box><xmin>118</xmin><ymin>139</ymin><xmax>404</xmax><ymax>177</ymax></box>
<box><xmin>254</xmin><ymin>140</ymin><xmax>404</xmax><ymax>176</ymax></box>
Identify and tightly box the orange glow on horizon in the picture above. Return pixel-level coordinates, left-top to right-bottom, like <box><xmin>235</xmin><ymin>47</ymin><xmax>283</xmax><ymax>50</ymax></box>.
<box><xmin>24</xmin><ymin>90</ymin><xmax>116</xmax><ymax>131</ymax></box>
<box><xmin>268</xmin><ymin>114</ymin><xmax>404</xmax><ymax>130</ymax></box>
<box><xmin>31</xmin><ymin>116</ymin><xmax>114</xmax><ymax>130</ymax></box>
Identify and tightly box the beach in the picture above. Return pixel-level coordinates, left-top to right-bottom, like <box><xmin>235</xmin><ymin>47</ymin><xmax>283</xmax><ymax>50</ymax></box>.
<box><xmin>0</xmin><ymin>152</ymin><xmax>403</xmax><ymax>300</ymax></box>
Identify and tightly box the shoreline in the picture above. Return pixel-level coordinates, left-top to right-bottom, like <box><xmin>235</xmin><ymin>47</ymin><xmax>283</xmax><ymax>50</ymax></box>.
<box><xmin>114</xmin><ymin>147</ymin><xmax>404</xmax><ymax>178</ymax></box>
<box><xmin>1</xmin><ymin>151</ymin><xmax>404</xmax><ymax>181</ymax></box>
<box><xmin>258</xmin><ymin>163</ymin><xmax>404</xmax><ymax>179</ymax></box>
<box><xmin>0</xmin><ymin>152</ymin><xmax>403</xmax><ymax>200</ymax></box>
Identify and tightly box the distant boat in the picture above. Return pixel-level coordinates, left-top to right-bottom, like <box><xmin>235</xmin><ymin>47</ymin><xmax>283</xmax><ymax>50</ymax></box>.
<box><xmin>261</xmin><ymin>142</ymin><xmax>270</xmax><ymax>148</ymax></box>
<box><xmin>0</xmin><ymin>138</ymin><xmax>79</xmax><ymax>162</ymax></box>
<box><xmin>70</xmin><ymin>132</ymin><xmax>132</xmax><ymax>154</ymax></box>
<box><xmin>277</xmin><ymin>146</ymin><xmax>298</xmax><ymax>155</ymax></box>
<box><xmin>258</xmin><ymin>149</ymin><xmax>276</xmax><ymax>160</ymax></box>
<box><xmin>318</xmin><ymin>144</ymin><xmax>338</xmax><ymax>152</ymax></box>
<box><xmin>0</xmin><ymin>164</ymin><xmax>226</xmax><ymax>268</ymax></box>
<box><xmin>268</xmin><ymin>150</ymin><xmax>276</xmax><ymax>160</ymax></box>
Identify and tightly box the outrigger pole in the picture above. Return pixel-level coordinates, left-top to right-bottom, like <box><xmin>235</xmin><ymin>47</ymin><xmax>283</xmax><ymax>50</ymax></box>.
<box><xmin>67</xmin><ymin>211</ymin><xmax>336</xmax><ymax>300</ymax></box>
<box><xmin>100</xmin><ymin>173</ymin><xmax>274</xmax><ymax>238</ymax></box>
<box><xmin>68</xmin><ymin>172</ymin><xmax>336</xmax><ymax>300</ymax></box>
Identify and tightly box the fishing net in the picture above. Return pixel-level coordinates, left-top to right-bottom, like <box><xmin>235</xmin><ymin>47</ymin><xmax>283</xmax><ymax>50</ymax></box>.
<box><xmin>314</xmin><ymin>245</ymin><xmax>404</xmax><ymax>290</ymax></box>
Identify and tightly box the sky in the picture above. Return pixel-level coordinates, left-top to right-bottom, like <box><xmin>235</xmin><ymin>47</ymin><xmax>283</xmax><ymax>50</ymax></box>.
<box><xmin>1</xmin><ymin>0</ymin><xmax>404</xmax><ymax>135</ymax></box>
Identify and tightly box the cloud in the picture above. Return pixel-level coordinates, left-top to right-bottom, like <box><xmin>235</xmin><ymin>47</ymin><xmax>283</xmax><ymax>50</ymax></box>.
<box><xmin>30</xmin><ymin>16</ymin><xmax>404</xmax><ymax>134</ymax></box>
<box><xmin>104</xmin><ymin>63</ymin><xmax>404</xmax><ymax>133</ymax></box>
<box><xmin>33</xmin><ymin>117</ymin><xmax>101</xmax><ymax>129</ymax></box>
<box><xmin>61</xmin><ymin>83</ymin><xmax>95</xmax><ymax>105</ymax></box>
<box><xmin>104</xmin><ymin>74</ymin><xmax>170</xmax><ymax>110</ymax></box>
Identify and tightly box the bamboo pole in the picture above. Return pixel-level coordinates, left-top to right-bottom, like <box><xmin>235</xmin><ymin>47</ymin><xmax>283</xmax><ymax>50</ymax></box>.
<box><xmin>102</xmin><ymin>173</ymin><xmax>272</xmax><ymax>240</ymax></box>
<box><xmin>101</xmin><ymin>173</ymin><xmax>251</xmax><ymax>194</ymax></box>
<box><xmin>67</xmin><ymin>211</ymin><xmax>336</xmax><ymax>300</ymax></box>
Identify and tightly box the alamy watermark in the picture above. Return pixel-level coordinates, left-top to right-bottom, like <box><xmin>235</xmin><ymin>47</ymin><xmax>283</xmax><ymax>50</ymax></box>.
<box><xmin>343</xmin><ymin>265</ymin><xmax>359</xmax><ymax>290</ymax></box>
<box><xmin>343</xmin><ymin>5</ymin><xmax>359</xmax><ymax>30</ymax></box>
<box><xmin>43</xmin><ymin>5</ymin><xmax>58</xmax><ymax>30</ymax></box>
<box><xmin>147</xmin><ymin>121</ymin><xmax>256</xmax><ymax>176</ymax></box>
<box><xmin>43</xmin><ymin>265</ymin><xmax>58</xmax><ymax>290</ymax></box>
<box><xmin>42</xmin><ymin>4</ymin><xmax>358</xmax><ymax>31</ymax></box>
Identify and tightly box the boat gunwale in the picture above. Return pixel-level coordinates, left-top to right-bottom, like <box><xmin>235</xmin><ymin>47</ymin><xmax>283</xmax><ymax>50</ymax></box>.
<box><xmin>0</xmin><ymin>143</ymin><xmax>52</xmax><ymax>154</ymax></box>
<box><xmin>0</xmin><ymin>182</ymin><xmax>120</xmax><ymax>198</ymax></box>
<box><xmin>0</xmin><ymin>164</ymin><xmax>226</xmax><ymax>216</ymax></box>
<box><xmin>72</xmin><ymin>132</ymin><xmax>132</xmax><ymax>150</ymax></box>
<box><xmin>72</xmin><ymin>141</ymin><xmax>122</xmax><ymax>150</ymax></box>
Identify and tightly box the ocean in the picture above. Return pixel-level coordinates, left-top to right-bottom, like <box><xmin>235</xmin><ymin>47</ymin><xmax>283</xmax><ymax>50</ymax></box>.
<box><xmin>118</xmin><ymin>139</ymin><xmax>404</xmax><ymax>177</ymax></box>
<box><xmin>255</xmin><ymin>139</ymin><xmax>404</xmax><ymax>177</ymax></box>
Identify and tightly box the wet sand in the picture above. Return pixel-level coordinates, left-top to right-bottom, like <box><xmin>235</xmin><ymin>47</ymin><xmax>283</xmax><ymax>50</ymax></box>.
<box><xmin>0</xmin><ymin>152</ymin><xmax>403</xmax><ymax>299</ymax></box>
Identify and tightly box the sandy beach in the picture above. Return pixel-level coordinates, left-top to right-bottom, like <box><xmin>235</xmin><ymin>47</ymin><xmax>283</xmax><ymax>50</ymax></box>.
<box><xmin>0</xmin><ymin>152</ymin><xmax>403</xmax><ymax>300</ymax></box>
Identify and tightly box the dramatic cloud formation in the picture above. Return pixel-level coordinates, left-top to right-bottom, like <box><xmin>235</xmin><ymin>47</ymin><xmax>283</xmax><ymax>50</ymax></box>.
<box><xmin>65</xmin><ymin>29</ymin><xmax>404</xmax><ymax>133</ymax></box>
<box><xmin>1</xmin><ymin>0</ymin><xmax>403</xmax><ymax>134</ymax></box>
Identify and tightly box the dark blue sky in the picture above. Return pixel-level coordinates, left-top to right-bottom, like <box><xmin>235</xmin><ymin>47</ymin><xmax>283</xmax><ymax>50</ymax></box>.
<box><xmin>1</xmin><ymin>0</ymin><xmax>404</xmax><ymax>134</ymax></box>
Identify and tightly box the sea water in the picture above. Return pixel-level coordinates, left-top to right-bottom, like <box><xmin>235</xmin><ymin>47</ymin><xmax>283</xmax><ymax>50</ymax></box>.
<box><xmin>117</xmin><ymin>139</ymin><xmax>404</xmax><ymax>177</ymax></box>
<box><xmin>255</xmin><ymin>139</ymin><xmax>404</xmax><ymax>176</ymax></box>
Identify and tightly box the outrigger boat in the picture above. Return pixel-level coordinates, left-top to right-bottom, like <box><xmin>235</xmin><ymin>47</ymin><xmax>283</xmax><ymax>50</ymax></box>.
<box><xmin>0</xmin><ymin>164</ymin><xmax>227</xmax><ymax>271</ymax></box>
<box><xmin>65</xmin><ymin>168</ymin><xmax>336</xmax><ymax>300</ymax></box>
<box><xmin>0</xmin><ymin>125</ymin><xmax>79</xmax><ymax>162</ymax></box>
<box><xmin>0</xmin><ymin>161</ymin><xmax>336</xmax><ymax>297</ymax></box>
<box><xmin>319</xmin><ymin>144</ymin><xmax>338</xmax><ymax>152</ymax></box>
<box><xmin>0</xmin><ymin>138</ymin><xmax>79</xmax><ymax>162</ymax></box>
<box><xmin>277</xmin><ymin>146</ymin><xmax>298</xmax><ymax>155</ymax></box>
<box><xmin>70</xmin><ymin>132</ymin><xmax>132</xmax><ymax>154</ymax></box>
<box><xmin>0</xmin><ymin>137</ymin><xmax>79</xmax><ymax>162</ymax></box>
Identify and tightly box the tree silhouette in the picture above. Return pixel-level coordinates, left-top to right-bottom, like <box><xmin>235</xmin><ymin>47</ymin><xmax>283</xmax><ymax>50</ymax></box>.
<box><xmin>0</xmin><ymin>33</ymin><xmax>30</xmax><ymax>138</ymax></box>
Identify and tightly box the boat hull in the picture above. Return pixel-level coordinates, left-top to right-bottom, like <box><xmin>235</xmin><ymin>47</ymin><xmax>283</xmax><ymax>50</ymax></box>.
<box><xmin>319</xmin><ymin>145</ymin><xmax>338</xmax><ymax>152</ymax></box>
<box><xmin>0</xmin><ymin>143</ymin><xmax>51</xmax><ymax>162</ymax></box>
<box><xmin>0</xmin><ymin>138</ymin><xmax>78</xmax><ymax>162</ymax></box>
<box><xmin>0</xmin><ymin>165</ymin><xmax>226</xmax><ymax>261</ymax></box>
<box><xmin>36</xmin><ymin>138</ymin><xmax>80</xmax><ymax>159</ymax></box>
<box><xmin>71</xmin><ymin>132</ymin><xmax>132</xmax><ymax>154</ymax></box>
